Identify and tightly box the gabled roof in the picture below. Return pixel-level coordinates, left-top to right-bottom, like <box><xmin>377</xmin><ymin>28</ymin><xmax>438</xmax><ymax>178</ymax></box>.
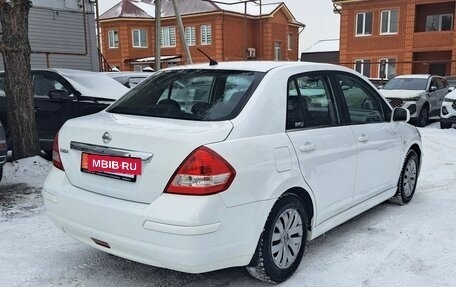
<box><xmin>99</xmin><ymin>0</ymin><xmax>302</xmax><ymax>25</ymax></box>
<box><xmin>100</xmin><ymin>0</ymin><xmax>154</xmax><ymax>20</ymax></box>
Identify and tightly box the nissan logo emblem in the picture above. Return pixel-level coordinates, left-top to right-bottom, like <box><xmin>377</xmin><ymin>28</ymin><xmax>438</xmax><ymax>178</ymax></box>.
<box><xmin>102</xmin><ymin>132</ymin><xmax>112</xmax><ymax>144</ymax></box>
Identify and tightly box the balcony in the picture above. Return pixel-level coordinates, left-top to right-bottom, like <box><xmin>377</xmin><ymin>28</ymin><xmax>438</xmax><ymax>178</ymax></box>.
<box><xmin>413</xmin><ymin>30</ymin><xmax>454</xmax><ymax>51</ymax></box>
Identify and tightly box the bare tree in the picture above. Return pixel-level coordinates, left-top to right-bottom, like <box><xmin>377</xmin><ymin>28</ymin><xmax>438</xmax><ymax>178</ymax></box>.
<box><xmin>0</xmin><ymin>0</ymin><xmax>39</xmax><ymax>159</ymax></box>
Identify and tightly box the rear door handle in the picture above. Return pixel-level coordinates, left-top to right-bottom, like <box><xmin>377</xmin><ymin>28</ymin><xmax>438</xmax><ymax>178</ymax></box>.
<box><xmin>358</xmin><ymin>135</ymin><xmax>369</xmax><ymax>143</ymax></box>
<box><xmin>300</xmin><ymin>142</ymin><xmax>316</xmax><ymax>152</ymax></box>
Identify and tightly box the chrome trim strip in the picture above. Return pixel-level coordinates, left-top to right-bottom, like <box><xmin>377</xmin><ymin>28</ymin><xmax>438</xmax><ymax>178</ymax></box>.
<box><xmin>70</xmin><ymin>141</ymin><xmax>153</xmax><ymax>162</ymax></box>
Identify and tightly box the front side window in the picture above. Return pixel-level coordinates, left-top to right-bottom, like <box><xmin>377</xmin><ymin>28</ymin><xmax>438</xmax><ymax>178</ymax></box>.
<box><xmin>381</xmin><ymin>9</ymin><xmax>398</xmax><ymax>34</ymax></box>
<box><xmin>161</xmin><ymin>27</ymin><xmax>176</xmax><ymax>47</ymax></box>
<box><xmin>356</xmin><ymin>12</ymin><xmax>373</xmax><ymax>36</ymax></box>
<box><xmin>337</xmin><ymin>73</ymin><xmax>390</xmax><ymax>124</ymax></box>
<box><xmin>354</xmin><ymin>59</ymin><xmax>371</xmax><ymax>78</ymax></box>
<box><xmin>132</xmin><ymin>29</ymin><xmax>147</xmax><ymax>48</ymax></box>
<box><xmin>33</xmin><ymin>74</ymin><xmax>69</xmax><ymax>98</ymax></box>
<box><xmin>426</xmin><ymin>14</ymin><xmax>453</xmax><ymax>31</ymax></box>
<box><xmin>107</xmin><ymin>69</ymin><xmax>264</xmax><ymax>121</ymax></box>
<box><xmin>379</xmin><ymin>58</ymin><xmax>396</xmax><ymax>79</ymax></box>
<box><xmin>201</xmin><ymin>25</ymin><xmax>212</xmax><ymax>45</ymax></box>
<box><xmin>286</xmin><ymin>74</ymin><xmax>338</xmax><ymax>130</ymax></box>
<box><xmin>108</xmin><ymin>30</ymin><xmax>119</xmax><ymax>48</ymax></box>
<box><xmin>185</xmin><ymin>26</ymin><xmax>196</xmax><ymax>46</ymax></box>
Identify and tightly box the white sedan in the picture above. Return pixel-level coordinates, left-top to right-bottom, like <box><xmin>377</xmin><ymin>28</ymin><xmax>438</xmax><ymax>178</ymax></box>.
<box><xmin>43</xmin><ymin>61</ymin><xmax>422</xmax><ymax>283</ymax></box>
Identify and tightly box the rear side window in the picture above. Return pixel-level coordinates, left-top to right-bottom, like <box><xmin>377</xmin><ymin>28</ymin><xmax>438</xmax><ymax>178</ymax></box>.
<box><xmin>286</xmin><ymin>74</ymin><xmax>338</xmax><ymax>130</ymax></box>
<box><xmin>107</xmin><ymin>69</ymin><xmax>264</xmax><ymax>121</ymax></box>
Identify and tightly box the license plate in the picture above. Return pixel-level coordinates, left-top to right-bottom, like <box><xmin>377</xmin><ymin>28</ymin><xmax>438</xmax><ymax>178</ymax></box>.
<box><xmin>81</xmin><ymin>153</ymin><xmax>142</xmax><ymax>182</ymax></box>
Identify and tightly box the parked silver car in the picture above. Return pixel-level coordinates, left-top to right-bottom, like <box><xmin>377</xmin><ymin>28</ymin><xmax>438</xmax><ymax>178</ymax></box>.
<box><xmin>380</xmin><ymin>74</ymin><xmax>450</xmax><ymax>127</ymax></box>
<box><xmin>0</xmin><ymin>120</ymin><xmax>7</xmax><ymax>181</ymax></box>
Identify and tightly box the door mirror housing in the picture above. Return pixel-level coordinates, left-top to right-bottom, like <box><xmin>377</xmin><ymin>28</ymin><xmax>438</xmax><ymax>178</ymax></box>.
<box><xmin>429</xmin><ymin>86</ymin><xmax>438</xmax><ymax>92</ymax></box>
<box><xmin>392</xmin><ymin>107</ymin><xmax>410</xmax><ymax>123</ymax></box>
<box><xmin>48</xmin><ymin>89</ymin><xmax>69</xmax><ymax>101</ymax></box>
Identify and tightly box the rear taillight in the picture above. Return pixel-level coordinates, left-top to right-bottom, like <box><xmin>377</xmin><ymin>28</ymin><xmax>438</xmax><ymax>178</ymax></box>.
<box><xmin>165</xmin><ymin>146</ymin><xmax>236</xmax><ymax>195</ymax></box>
<box><xmin>52</xmin><ymin>132</ymin><xmax>64</xmax><ymax>171</ymax></box>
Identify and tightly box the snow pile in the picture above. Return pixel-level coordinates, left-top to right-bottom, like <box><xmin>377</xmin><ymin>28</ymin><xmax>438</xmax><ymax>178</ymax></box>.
<box><xmin>1</xmin><ymin>156</ymin><xmax>52</xmax><ymax>188</ymax></box>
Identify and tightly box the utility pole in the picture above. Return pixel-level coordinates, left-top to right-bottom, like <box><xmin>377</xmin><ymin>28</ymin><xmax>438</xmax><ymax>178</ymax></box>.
<box><xmin>155</xmin><ymin>0</ymin><xmax>161</xmax><ymax>70</ymax></box>
<box><xmin>171</xmin><ymin>0</ymin><xmax>192</xmax><ymax>64</ymax></box>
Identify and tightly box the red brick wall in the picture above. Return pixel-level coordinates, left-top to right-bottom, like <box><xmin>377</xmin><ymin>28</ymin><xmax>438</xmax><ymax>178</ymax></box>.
<box><xmin>338</xmin><ymin>0</ymin><xmax>456</xmax><ymax>76</ymax></box>
<box><xmin>100</xmin><ymin>7</ymin><xmax>300</xmax><ymax>71</ymax></box>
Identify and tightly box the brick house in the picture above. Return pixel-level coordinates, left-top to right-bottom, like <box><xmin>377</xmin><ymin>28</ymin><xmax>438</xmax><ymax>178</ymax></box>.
<box><xmin>99</xmin><ymin>0</ymin><xmax>304</xmax><ymax>71</ymax></box>
<box><xmin>333</xmin><ymin>0</ymin><xmax>456</xmax><ymax>79</ymax></box>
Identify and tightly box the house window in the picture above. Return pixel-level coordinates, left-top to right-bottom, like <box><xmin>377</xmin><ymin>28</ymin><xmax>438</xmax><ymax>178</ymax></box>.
<box><xmin>288</xmin><ymin>33</ymin><xmax>293</xmax><ymax>50</ymax></box>
<box><xmin>185</xmin><ymin>26</ymin><xmax>196</xmax><ymax>46</ymax></box>
<box><xmin>356</xmin><ymin>12</ymin><xmax>373</xmax><ymax>36</ymax></box>
<box><xmin>274</xmin><ymin>41</ymin><xmax>282</xmax><ymax>61</ymax></box>
<box><xmin>161</xmin><ymin>27</ymin><xmax>176</xmax><ymax>47</ymax></box>
<box><xmin>201</xmin><ymin>25</ymin><xmax>212</xmax><ymax>45</ymax></box>
<box><xmin>425</xmin><ymin>14</ymin><xmax>453</xmax><ymax>31</ymax></box>
<box><xmin>108</xmin><ymin>30</ymin><xmax>119</xmax><ymax>48</ymax></box>
<box><xmin>354</xmin><ymin>59</ymin><xmax>371</xmax><ymax>77</ymax></box>
<box><xmin>381</xmin><ymin>9</ymin><xmax>398</xmax><ymax>34</ymax></box>
<box><xmin>132</xmin><ymin>29</ymin><xmax>147</xmax><ymax>48</ymax></box>
<box><xmin>379</xmin><ymin>58</ymin><xmax>396</xmax><ymax>79</ymax></box>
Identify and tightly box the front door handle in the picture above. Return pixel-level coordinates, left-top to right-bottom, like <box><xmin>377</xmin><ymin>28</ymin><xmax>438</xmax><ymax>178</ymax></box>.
<box><xmin>358</xmin><ymin>135</ymin><xmax>369</xmax><ymax>143</ymax></box>
<box><xmin>300</xmin><ymin>142</ymin><xmax>316</xmax><ymax>152</ymax></box>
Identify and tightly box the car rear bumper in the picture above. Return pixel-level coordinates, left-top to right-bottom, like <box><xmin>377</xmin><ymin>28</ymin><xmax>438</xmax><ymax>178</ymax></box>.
<box><xmin>42</xmin><ymin>168</ymin><xmax>274</xmax><ymax>273</ymax></box>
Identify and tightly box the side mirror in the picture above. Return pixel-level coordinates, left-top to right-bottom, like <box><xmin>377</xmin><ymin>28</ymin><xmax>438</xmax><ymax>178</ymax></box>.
<box><xmin>48</xmin><ymin>89</ymin><xmax>69</xmax><ymax>101</ymax></box>
<box><xmin>392</xmin><ymin>107</ymin><xmax>410</xmax><ymax>123</ymax></box>
<box><xmin>449</xmin><ymin>87</ymin><xmax>455</xmax><ymax>92</ymax></box>
<box><xmin>429</xmin><ymin>86</ymin><xmax>438</xmax><ymax>92</ymax></box>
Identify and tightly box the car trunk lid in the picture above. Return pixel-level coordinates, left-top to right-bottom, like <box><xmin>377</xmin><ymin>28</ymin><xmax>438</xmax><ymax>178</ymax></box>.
<box><xmin>58</xmin><ymin>112</ymin><xmax>233</xmax><ymax>204</ymax></box>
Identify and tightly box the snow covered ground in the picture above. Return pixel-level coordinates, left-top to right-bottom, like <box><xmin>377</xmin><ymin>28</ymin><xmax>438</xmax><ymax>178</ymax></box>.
<box><xmin>1</xmin><ymin>122</ymin><xmax>455</xmax><ymax>287</ymax></box>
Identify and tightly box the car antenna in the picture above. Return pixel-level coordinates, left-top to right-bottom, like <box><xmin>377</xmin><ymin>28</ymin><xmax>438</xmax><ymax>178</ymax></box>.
<box><xmin>196</xmin><ymin>47</ymin><xmax>218</xmax><ymax>66</ymax></box>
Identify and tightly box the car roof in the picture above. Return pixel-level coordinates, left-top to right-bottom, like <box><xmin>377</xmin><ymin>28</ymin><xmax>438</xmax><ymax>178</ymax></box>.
<box><xmin>165</xmin><ymin>61</ymin><xmax>339</xmax><ymax>73</ymax></box>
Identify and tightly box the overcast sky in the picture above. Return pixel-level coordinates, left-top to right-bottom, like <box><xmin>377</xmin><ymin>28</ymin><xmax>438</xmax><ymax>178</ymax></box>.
<box><xmin>97</xmin><ymin>0</ymin><xmax>340</xmax><ymax>53</ymax></box>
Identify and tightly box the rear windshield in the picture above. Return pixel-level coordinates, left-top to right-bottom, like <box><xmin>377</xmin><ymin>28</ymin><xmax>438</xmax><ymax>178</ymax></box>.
<box><xmin>383</xmin><ymin>78</ymin><xmax>427</xmax><ymax>90</ymax></box>
<box><xmin>107</xmin><ymin>69</ymin><xmax>264</xmax><ymax>121</ymax></box>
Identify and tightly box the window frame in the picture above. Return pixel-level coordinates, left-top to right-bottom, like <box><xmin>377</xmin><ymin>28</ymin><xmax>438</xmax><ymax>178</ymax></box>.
<box><xmin>378</xmin><ymin>58</ymin><xmax>396</xmax><ymax>80</ymax></box>
<box><xmin>108</xmin><ymin>29</ymin><xmax>119</xmax><ymax>49</ymax></box>
<box><xmin>356</xmin><ymin>12</ymin><xmax>373</xmax><ymax>36</ymax></box>
<box><xmin>200</xmin><ymin>24</ymin><xmax>212</xmax><ymax>45</ymax></box>
<box><xmin>161</xmin><ymin>26</ymin><xmax>176</xmax><ymax>48</ymax></box>
<box><xmin>354</xmin><ymin>59</ymin><xmax>371</xmax><ymax>78</ymax></box>
<box><xmin>132</xmin><ymin>28</ymin><xmax>148</xmax><ymax>48</ymax></box>
<box><xmin>288</xmin><ymin>33</ymin><xmax>293</xmax><ymax>50</ymax></box>
<box><xmin>380</xmin><ymin>9</ymin><xmax>398</xmax><ymax>35</ymax></box>
<box><xmin>425</xmin><ymin>13</ymin><xmax>453</xmax><ymax>31</ymax></box>
<box><xmin>185</xmin><ymin>26</ymin><xmax>196</xmax><ymax>46</ymax></box>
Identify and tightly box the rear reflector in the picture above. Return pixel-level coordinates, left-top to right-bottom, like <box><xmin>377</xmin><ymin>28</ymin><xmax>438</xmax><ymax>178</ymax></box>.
<box><xmin>165</xmin><ymin>146</ymin><xmax>236</xmax><ymax>195</ymax></box>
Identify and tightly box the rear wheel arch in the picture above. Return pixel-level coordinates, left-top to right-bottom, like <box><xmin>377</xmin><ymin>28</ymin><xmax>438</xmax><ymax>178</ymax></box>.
<box><xmin>281</xmin><ymin>187</ymin><xmax>314</xmax><ymax>231</ymax></box>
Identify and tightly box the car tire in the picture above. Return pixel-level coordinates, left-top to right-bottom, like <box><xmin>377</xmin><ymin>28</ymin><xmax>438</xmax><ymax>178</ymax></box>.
<box><xmin>416</xmin><ymin>106</ymin><xmax>428</xmax><ymax>127</ymax></box>
<box><xmin>390</xmin><ymin>150</ymin><xmax>419</xmax><ymax>205</ymax></box>
<box><xmin>440</xmin><ymin>121</ymin><xmax>452</xmax><ymax>129</ymax></box>
<box><xmin>246</xmin><ymin>192</ymin><xmax>307</xmax><ymax>283</ymax></box>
